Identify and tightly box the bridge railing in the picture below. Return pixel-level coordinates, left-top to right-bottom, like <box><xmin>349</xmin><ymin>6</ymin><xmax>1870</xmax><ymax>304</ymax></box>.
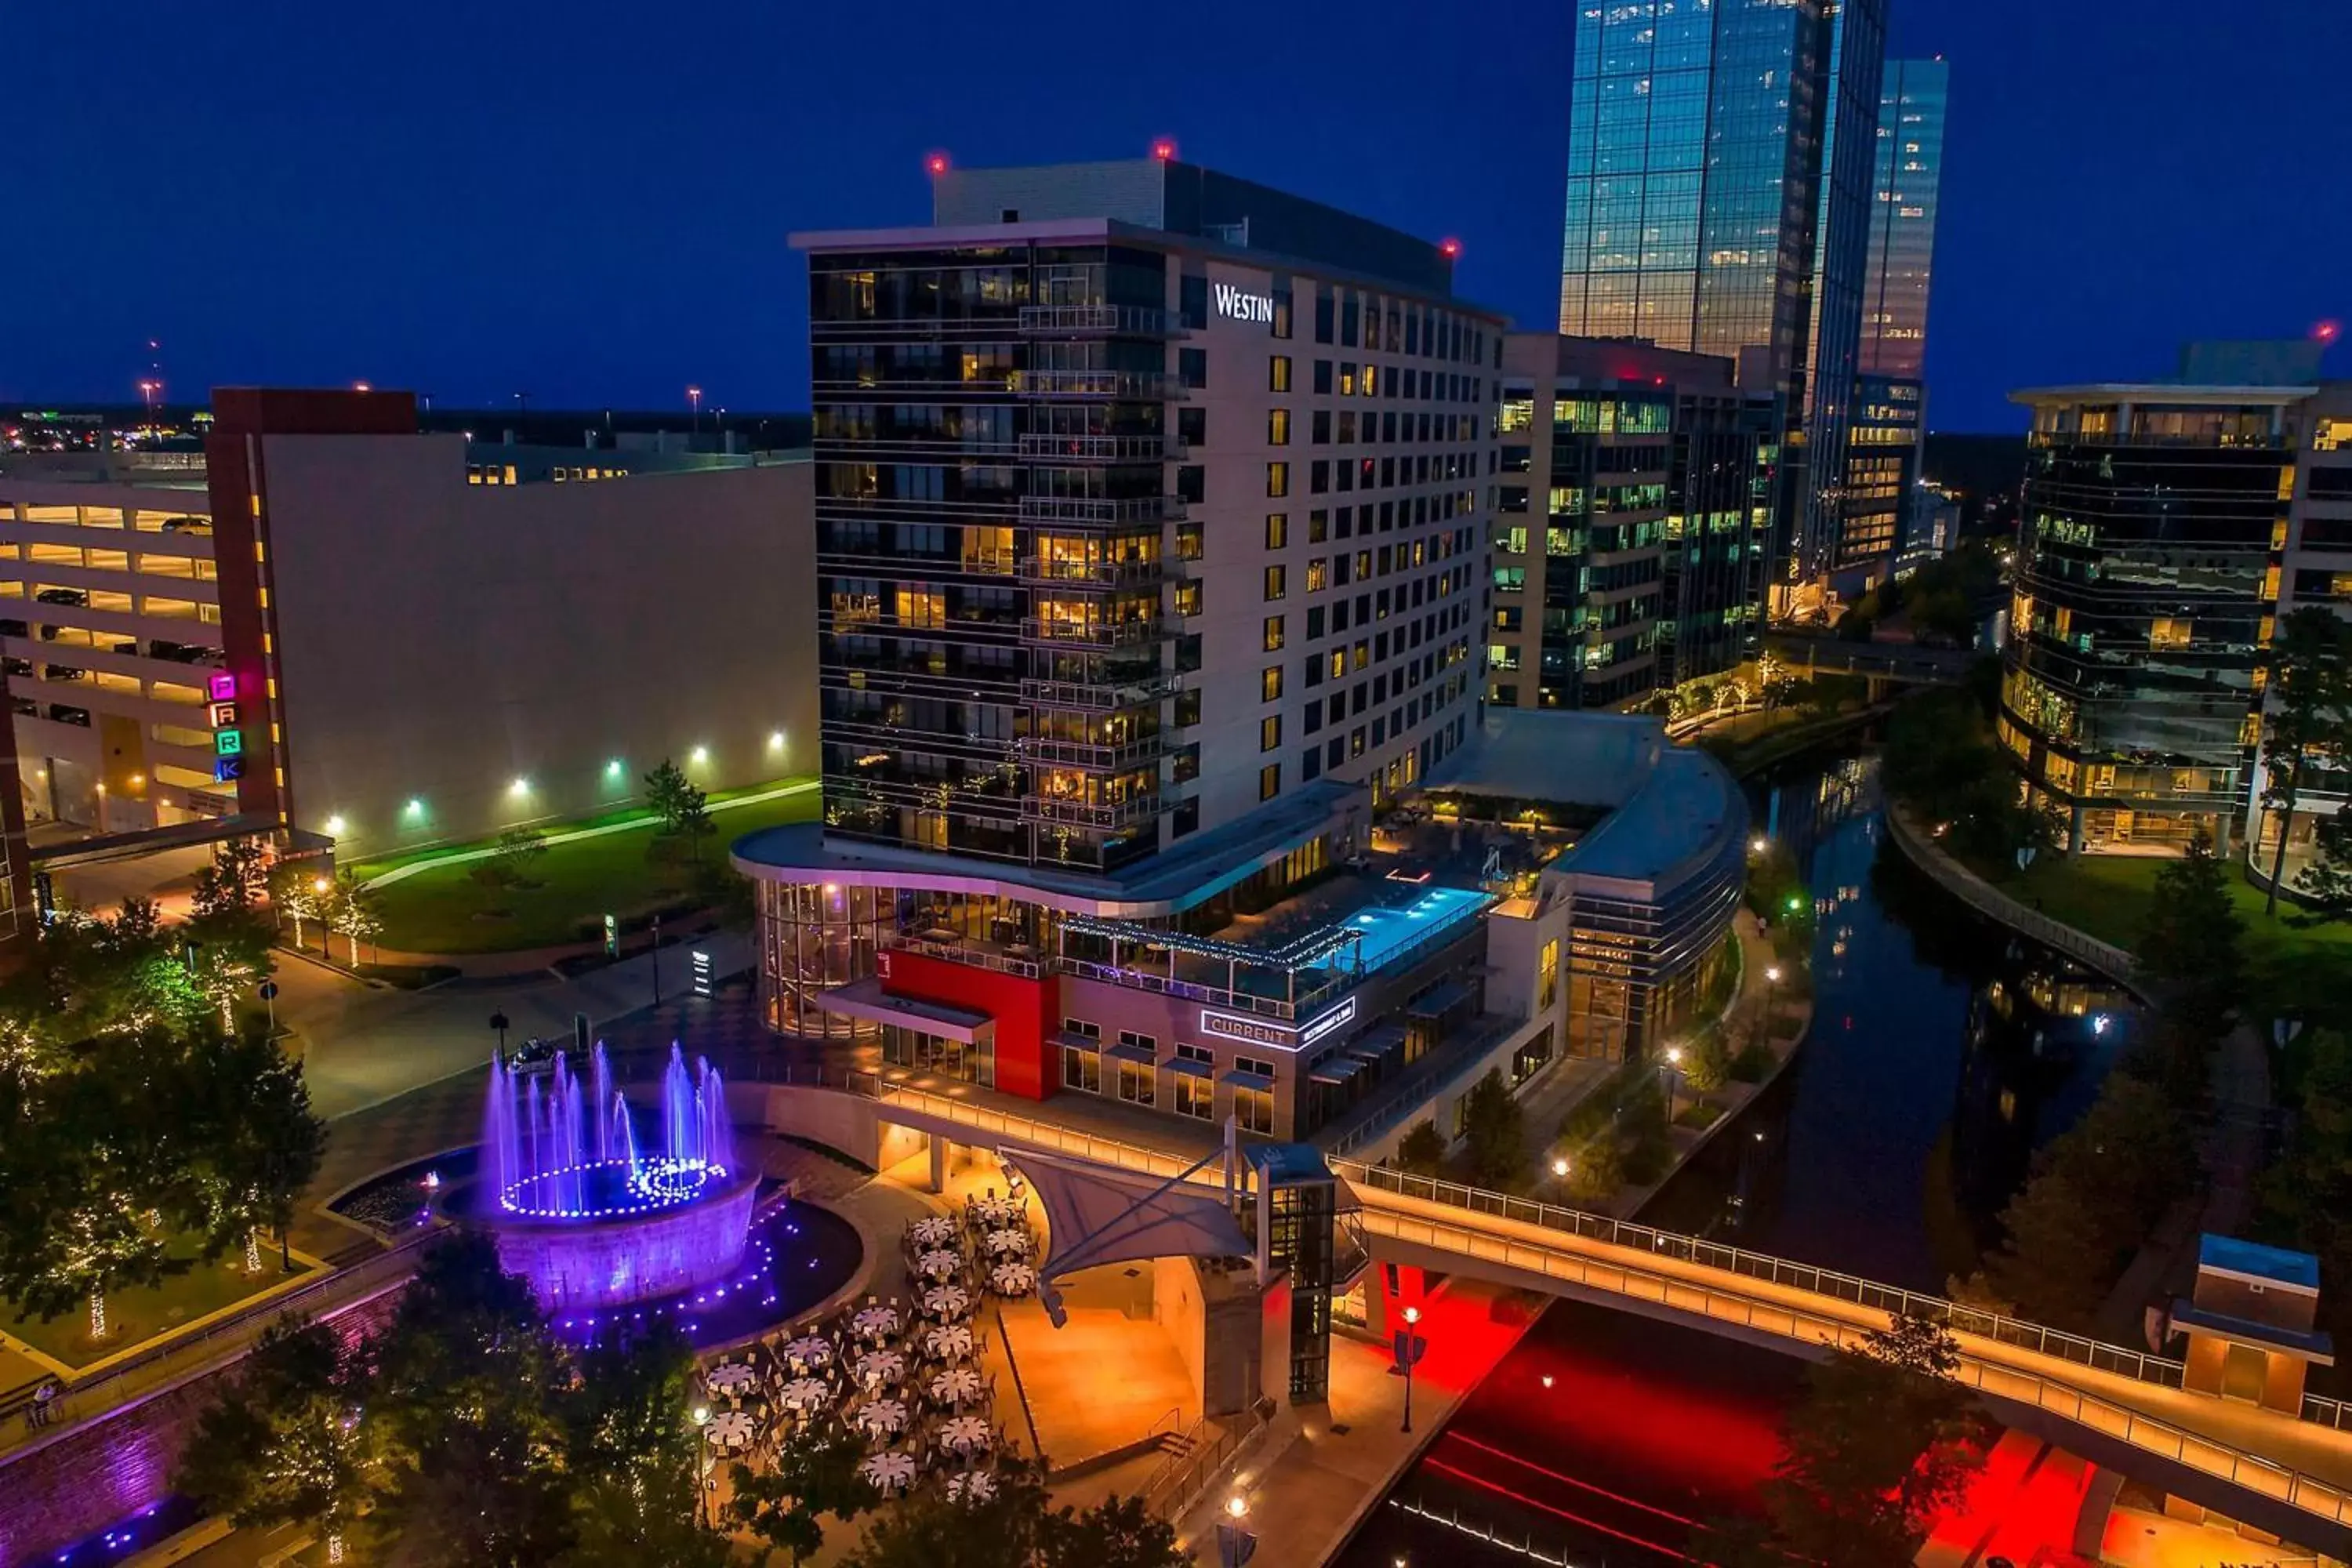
<box><xmin>1356</xmin><ymin>1202</ymin><xmax>2352</xmax><ymax>1529</ymax></box>
<box><xmin>1326</xmin><ymin>1157</ymin><xmax>2190</xmax><ymax>1393</ymax></box>
<box><xmin>828</xmin><ymin>1068</ymin><xmax>2198</xmax><ymax>1399</ymax></box>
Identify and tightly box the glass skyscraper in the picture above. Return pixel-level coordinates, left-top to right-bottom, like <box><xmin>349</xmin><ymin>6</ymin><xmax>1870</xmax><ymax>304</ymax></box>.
<box><xmin>1859</xmin><ymin>57</ymin><xmax>1948</xmax><ymax>379</ymax></box>
<box><xmin>1558</xmin><ymin>0</ymin><xmax>1889</xmax><ymax>601</ymax></box>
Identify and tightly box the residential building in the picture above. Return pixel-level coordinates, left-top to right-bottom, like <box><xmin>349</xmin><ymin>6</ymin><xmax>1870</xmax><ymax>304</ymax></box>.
<box><xmin>2003</xmin><ymin>345</ymin><xmax>2323</xmax><ymax>855</ymax></box>
<box><xmin>1490</xmin><ymin>335</ymin><xmax>1777</xmax><ymax>710</ymax></box>
<box><xmin>1556</xmin><ymin>0</ymin><xmax>1890</xmax><ymax>608</ymax></box>
<box><xmin>0</xmin><ymin>390</ymin><xmax>815</xmax><ymax>854</ymax></box>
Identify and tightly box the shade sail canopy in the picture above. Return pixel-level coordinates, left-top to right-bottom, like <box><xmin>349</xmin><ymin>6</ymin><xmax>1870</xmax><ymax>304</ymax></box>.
<box><xmin>1001</xmin><ymin>1146</ymin><xmax>1251</xmax><ymax>1290</ymax></box>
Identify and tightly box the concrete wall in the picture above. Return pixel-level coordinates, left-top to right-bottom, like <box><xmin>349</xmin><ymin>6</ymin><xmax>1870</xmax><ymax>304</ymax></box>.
<box><xmin>256</xmin><ymin>434</ymin><xmax>815</xmax><ymax>854</ymax></box>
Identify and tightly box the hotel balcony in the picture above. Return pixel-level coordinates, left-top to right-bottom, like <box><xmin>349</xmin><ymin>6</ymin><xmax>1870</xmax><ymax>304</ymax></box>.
<box><xmin>1014</xmin><ymin>431</ymin><xmax>1187</xmax><ymax>463</ymax></box>
<box><xmin>1016</xmin><ymin>303</ymin><xmax>1185</xmax><ymax>338</ymax></box>
<box><xmin>1016</xmin><ymin>494</ymin><xmax>1186</xmax><ymax>526</ymax></box>
<box><xmin>1018</xmin><ymin>615</ymin><xmax>1170</xmax><ymax>650</ymax></box>
<box><xmin>1018</xmin><ymin>673</ymin><xmax>1174</xmax><ymax>711</ymax></box>
<box><xmin>1016</xmin><ymin>555</ymin><xmax>1170</xmax><ymax>590</ymax></box>
<box><xmin>1017</xmin><ymin>731</ymin><xmax>1165</xmax><ymax>772</ymax></box>
<box><xmin>1013</xmin><ymin>369</ymin><xmax>1185</xmax><ymax>401</ymax></box>
<box><xmin>1019</xmin><ymin>793</ymin><xmax>1163</xmax><ymax>831</ymax></box>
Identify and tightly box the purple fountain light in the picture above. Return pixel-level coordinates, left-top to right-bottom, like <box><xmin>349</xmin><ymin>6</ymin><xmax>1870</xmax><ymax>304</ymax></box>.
<box><xmin>481</xmin><ymin>1043</ymin><xmax>756</xmax><ymax>1309</ymax></box>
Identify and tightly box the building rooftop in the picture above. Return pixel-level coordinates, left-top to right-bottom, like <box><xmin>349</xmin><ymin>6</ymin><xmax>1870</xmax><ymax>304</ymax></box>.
<box><xmin>731</xmin><ymin>777</ymin><xmax>1368</xmax><ymax>920</ymax></box>
<box><xmin>2199</xmin><ymin>1234</ymin><xmax>2321</xmax><ymax>1292</ymax></box>
<box><xmin>1424</xmin><ymin>711</ymin><xmax>1743</xmax><ymax>895</ymax></box>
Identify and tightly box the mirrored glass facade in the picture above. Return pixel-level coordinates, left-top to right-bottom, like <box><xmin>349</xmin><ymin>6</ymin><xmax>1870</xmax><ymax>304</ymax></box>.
<box><xmin>1859</xmin><ymin>58</ymin><xmax>1948</xmax><ymax>380</ymax></box>
<box><xmin>1558</xmin><ymin>0</ymin><xmax>1890</xmax><ymax>594</ymax></box>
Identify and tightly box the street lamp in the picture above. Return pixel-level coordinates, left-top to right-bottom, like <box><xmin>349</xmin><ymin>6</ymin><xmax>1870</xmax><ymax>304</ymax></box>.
<box><xmin>1216</xmin><ymin>1494</ymin><xmax>1257</xmax><ymax>1567</ymax></box>
<box><xmin>688</xmin><ymin>385</ymin><xmax>702</xmax><ymax>433</ymax></box>
<box><xmin>691</xmin><ymin>1405</ymin><xmax>712</xmax><ymax>1529</ymax></box>
<box><xmin>1396</xmin><ymin>1305</ymin><xmax>1427</xmax><ymax>1434</ymax></box>
<box><xmin>1750</xmin><ymin>835</ymin><xmax>1769</xmax><ymax>856</ymax></box>
<box><xmin>1660</xmin><ymin>1047</ymin><xmax>1683</xmax><ymax>1123</ymax></box>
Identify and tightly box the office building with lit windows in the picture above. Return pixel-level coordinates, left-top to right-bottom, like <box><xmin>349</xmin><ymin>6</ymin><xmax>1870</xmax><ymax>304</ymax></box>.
<box><xmin>0</xmin><ymin>390</ymin><xmax>815</xmax><ymax>853</ymax></box>
<box><xmin>1488</xmin><ymin>334</ymin><xmax>1777</xmax><ymax>710</ymax></box>
<box><xmin>1858</xmin><ymin>58</ymin><xmax>1947</xmax><ymax>382</ymax></box>
<box><xmin>741</xmin><ymin>157</ymin><xmax>1524</xmax><ymax>1143</ymax></box>
<box><xmin>1557</xmin><ymin>0</ymin><xmax>1889</xmax><ymax>608</ymax></box>
<box><xmin>2003</xmin><ymin>345</ymin><xmax>2332</xmax><ymax>856</ymax></box>
<box><xmin>1820</xmin><ymin>57</ymin><xmax>1949</xmax><ymax>583</ymax></box>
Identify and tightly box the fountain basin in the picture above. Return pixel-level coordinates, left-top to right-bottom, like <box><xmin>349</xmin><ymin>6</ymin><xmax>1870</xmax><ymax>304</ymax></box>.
<box><xmin>488</xmin><ymin>1165</ymin><xmax>760</xmax><ymax>1311</ymax></box>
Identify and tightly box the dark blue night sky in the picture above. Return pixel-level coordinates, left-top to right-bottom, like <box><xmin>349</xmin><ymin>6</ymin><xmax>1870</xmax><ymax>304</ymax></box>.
<box><xmin>9</xmin><ymin>0</ymin><xmax>2345</xmax><ymax>428</ymax></box>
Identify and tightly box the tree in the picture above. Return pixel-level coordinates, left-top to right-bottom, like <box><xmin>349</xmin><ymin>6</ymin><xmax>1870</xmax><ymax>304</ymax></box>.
<box><xmin>1459</xmin><ymin>1068</ymin><xmax>1524</xmax><ymax>1188</ymax></box>
<box><xmin>192</xmin><ymin>835</ymin><xmax>270</xmax><ymax>919</ymax></box>
<box><xmin>179</xmin><ymin>1022</ymin><xmax>327</xmax><ymax>1272</ymax></box>
<box><xmin>840</xmin><ymin>1457</ymin><xmax>1051</xmax><ymax>1568</ymax></box>
<box><xmin>2137</xmin><ymin>825</ymin><xmax>2245</xmax><ymax>1047</ymax></box>
<box><xmin>1039</xmin><ymin>1493</ymin><xmax>1186</xmax><ymax>1568</ymax></box>
<box><xmin>567</xmin><ymin>1325</ymin><xmax>731</xmax><ymax>1568</ymax></box>
<box><xmin>494</xmin><ymin>826</ymin><xmax>550</xmax><ymax>887</ymax></box>
<box><xmin>644</xmin><ymin>760</ymin><xmax>714</xmax><ymax>866</ymax></box>
<box><xmin>1978</xmin><ymin>1074</ymin><xmax>2194</xmax><ymax>1328</ymax></box>
<box><xmin>361</xmin><ymin>1233</ymin><xmax>578</xmax><ymax>1568</ymax></box>
<box><xmin>328</xmin><ymin>870</ymin><xmax>383</xmax><ymax>967</ymax></box>
<box><xmin>1762</xmin><ymin>1310</ymin><xmax>1989</xmax><ymax>1564</ymax></box>
<box><xmin>270</xmin><ymin>862</ymin><xmax>329</xmax><ymax>952</ymax></box>
<box><xmin>179</xmin><ymin>1316</ymin><xmax>368</xmax><ymax>1541</ymax></box>
<box><xmin>1394</xmin><ymin>1120</ymin><xmax>1447</xmax><ymax>1177</ymax></box>
<box><xmin>2256</xmin><ymin>607</ymin><xmax>2352</xmax><ymax>916</ymax></box>
<box><xmin>726</xmin><ymin>1427</ymin><xmax>874</xmax><ymax>1564</ymax></box>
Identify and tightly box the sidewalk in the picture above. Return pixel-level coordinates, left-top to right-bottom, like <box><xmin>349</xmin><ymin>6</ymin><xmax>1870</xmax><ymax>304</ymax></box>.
<box><xmin>1170</xmin><ymin>1280</ymin><xmax>1538</xmax><ymax>1567</ymax></box>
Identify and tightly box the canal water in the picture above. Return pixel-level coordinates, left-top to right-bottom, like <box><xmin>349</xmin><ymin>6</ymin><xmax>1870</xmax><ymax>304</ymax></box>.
<box><xmin>1336</xmin><ymin>746</ymin><xmax>2136</xmax><ymax>1568</ymax></box>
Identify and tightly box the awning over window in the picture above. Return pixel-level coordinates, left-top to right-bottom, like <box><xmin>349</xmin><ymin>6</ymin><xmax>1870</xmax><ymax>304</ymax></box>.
<box><xmin>1309</xmin><ymin>1055</ymin><xmax>1367</xmax><ymax>1086</ymax></box>
<box><xmin>816</xmin><ymin>978</ymin><xmax>993</xmax><ymax>1044</ymax></box>
<box><xmin>1167</xmin><ymin>1057</ymin><xmax>1214</xmax><ymax>1077</ymax></box>
<box><xmin>1409</xmin><ymin>979</ymin><xmax>1472</xmax><ymax>1018</ymax></box>
<box><xmin>1105</xmin><ymin>1042</ymin><xmax>1156</xmax><ymax>1065</ymax></box>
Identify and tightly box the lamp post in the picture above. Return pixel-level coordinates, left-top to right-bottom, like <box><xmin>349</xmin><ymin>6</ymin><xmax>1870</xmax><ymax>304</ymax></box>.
<box><xmin>1216</xmin><ymin>1494</ymin><xmax>1258</xmax><ymax>1567</ymax></box>
<box><xmin>1396</xmin><ymin>1304</ymin><xmax>1427</xmax><ymax>1433</ymax></box>
<box><xmin>489</xmin><ymin>1009</ymin><xmax>510</xmax><ymax>1060</ymax></box>
<box><xmin>1764</xmin><ymin>964</ymin><xmax>1783</xmax><ymax>1031</ymax></box>
<box><xmin>688</xmin><ymin>385</ymin><xmax>702</xmax><ymax>434</ymax></box>
<box><xmin>1660</xmin><ymin>1047</ymin><xmax>1683</xmax><ymax>1123</ymax></box>
<box><xmin>691</xmin><ymin>1405</ymin><xmax>711</xmax><ymax>1530</ymax></box>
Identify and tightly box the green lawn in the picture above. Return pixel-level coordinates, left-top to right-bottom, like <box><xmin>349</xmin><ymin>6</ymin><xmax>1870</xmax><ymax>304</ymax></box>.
<box><xmin>1998</xmin><ymin>852</ymin><xmax>2352</xmax><ymax>1025</ymax></box>
<box><xmin>348</xmin><ymin>781</ymin><xmax>818</xmax><ymax>954</ymax></box>
<box><xmin>9</xmin><ymin>1250</ymin><xmax>314</xmax><ymax>1370</ymax></box>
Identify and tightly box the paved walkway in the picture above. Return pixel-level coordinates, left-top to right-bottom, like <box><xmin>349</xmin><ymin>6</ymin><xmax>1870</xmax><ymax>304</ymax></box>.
<box><xmin>1170</xmin><ymin>1279</ymin><xmax>1538</xmax><ymax>1567</ymax></box>
<box><xmin>357</xmin><ymin>779</ymin><xmax>817</xmax><ymax>890</ymax></box>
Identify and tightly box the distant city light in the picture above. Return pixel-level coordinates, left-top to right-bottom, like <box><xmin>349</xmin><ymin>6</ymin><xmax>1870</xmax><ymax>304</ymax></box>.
<box><xmin>1439</xmin><ymin>238</ymin><xmax>1461</xmax><ymax>259</ymax></box>
<box><xmin>353</xmin><ymin>381</ymin><xmax>372</xmax><ymax>393</ymax></box>
<box><xmin>324</xmin><ymin>814</ymin><xmax>347</xmax><ymax>837</ymax></box>
<box><xmin>2316</xmin><ymin>320</ymin><xmax>2342</xmax><ymax>345</ymax></box>
<box><xmin>1151</xmin><ymin>137</ymin><xmax>1178</xmax><ymax>162</ymax></box>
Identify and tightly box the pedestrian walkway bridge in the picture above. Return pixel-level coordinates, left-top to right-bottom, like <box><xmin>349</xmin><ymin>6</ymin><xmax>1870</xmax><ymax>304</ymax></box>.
<box><xmin>838</xmin><ymin>1073</ymin><xmax>2352</xmax><ymax>1545</ymax></box>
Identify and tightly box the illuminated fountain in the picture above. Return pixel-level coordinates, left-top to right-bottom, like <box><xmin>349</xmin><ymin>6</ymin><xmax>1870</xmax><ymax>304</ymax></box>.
<box><xmin>479</xmin><ymin>1042</ymin><xmax>757</xmax><ymax>1310</ymax></box>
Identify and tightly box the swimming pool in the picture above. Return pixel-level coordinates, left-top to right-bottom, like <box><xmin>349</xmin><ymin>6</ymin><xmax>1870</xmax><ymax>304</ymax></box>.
<box><xmin>1328</xmin><ymin>886</ymin><xmax>1493</xmax><ymax>973</ymax></box>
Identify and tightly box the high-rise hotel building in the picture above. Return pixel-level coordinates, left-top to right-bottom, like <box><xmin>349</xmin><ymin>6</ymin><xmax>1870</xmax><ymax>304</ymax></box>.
<box><xmin>743</xmin><ymin>160</ymin><xmax>1505</xmax><ymax>1139</ymax></box>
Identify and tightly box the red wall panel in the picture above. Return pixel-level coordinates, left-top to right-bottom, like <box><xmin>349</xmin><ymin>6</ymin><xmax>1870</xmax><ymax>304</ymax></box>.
<box><xmin>875</xmin><ymin>949</ymin><xmax>1058</xmax><ymax>1102</ymax></box>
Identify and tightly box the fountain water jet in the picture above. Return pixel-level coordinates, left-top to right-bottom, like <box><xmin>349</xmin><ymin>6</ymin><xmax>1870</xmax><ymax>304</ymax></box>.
<box><xmin>478</xmin><ymin>1040</ymin><xmax>756</xmax><ymax>1309</ymax></box>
